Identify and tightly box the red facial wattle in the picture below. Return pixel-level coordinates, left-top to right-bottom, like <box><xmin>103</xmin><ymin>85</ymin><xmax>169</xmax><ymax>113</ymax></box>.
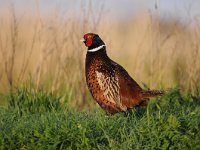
<box><xmin>84</xmin><ymin>34</ymin><xmax>94</xmax><ymax>47</ymax></box>
<box><xmin>86</xmin><ymin>38</ymin><xmax>93</xmax><ymax>47</ymax></box>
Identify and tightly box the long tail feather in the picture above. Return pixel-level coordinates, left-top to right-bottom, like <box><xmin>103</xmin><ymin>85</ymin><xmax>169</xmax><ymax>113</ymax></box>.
<box><xmin>141</xmin><ymin>90</ymin><xmax>164</xmax><ymax>98</ymax></box>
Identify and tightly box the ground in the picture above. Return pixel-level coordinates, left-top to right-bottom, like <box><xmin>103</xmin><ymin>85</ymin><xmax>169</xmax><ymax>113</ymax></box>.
<box><xmin>0</xmin><ymin>87</ymin><xmax>200</xmax><ymax>149</ymax></box>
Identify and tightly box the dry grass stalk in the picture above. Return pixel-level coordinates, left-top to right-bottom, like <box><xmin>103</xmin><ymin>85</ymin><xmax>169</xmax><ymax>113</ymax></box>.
<box><xmin>0</xmin><ymin>1</ymin><xmax>200</xmax><ymax>109</ymax></box>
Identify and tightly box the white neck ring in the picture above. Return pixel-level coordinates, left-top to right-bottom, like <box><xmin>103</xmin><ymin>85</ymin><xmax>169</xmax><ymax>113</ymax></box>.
<box><xmin>87</xmin><ymin>45</ymin><xmax>106</xmax><ymax>52</ymax></box>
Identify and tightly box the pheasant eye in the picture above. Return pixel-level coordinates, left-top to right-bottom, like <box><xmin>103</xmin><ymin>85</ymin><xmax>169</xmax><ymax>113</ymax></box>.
<box><xmin>87</xmin><ymin>35</ymin><xmax>92</xmax><ymax>39</ymax></box>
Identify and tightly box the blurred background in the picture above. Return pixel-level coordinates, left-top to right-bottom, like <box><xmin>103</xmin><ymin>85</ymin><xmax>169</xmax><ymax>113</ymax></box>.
<box><xmin>0</xmin><ymin>0</ymin><xmax>200</xmax><ymax>109</ymax></box>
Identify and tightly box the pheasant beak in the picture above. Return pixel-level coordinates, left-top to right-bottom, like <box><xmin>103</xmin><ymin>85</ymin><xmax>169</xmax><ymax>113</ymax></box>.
<box><xmin>80</xmin><ymin>38</ymin><xmax>85</xmax><ymax>42</ymax></box>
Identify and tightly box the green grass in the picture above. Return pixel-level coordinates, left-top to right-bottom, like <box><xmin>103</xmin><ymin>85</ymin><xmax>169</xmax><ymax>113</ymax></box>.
<box><xmin>0</xmin><ymin>87</ymin><xmax>200</xmax><ymax>150</ymax></box>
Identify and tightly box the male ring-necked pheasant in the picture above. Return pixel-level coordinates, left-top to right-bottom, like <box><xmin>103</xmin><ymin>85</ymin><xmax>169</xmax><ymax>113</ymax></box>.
<box><xmin>81</xmin><ymin>33</ymin><xmax>164</xmax><ymax>114</ymax></box>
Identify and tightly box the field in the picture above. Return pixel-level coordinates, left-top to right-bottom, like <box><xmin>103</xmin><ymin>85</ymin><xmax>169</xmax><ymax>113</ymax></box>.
<box><xmin>0</xmin><ymin>1</ymin><xmax>200</xmax><ymax>149</ymax></box>
<box><xmin>0</xmin><ymin>87</ymin><xmax>200</xmax><ymax>149</ymax></box>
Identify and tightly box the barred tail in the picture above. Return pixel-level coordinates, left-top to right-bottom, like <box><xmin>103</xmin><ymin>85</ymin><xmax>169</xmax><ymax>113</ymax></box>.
<box><xmin>141</xmin><ymin>90</ymin><xmax>164</xmax><ymax>98</ymax></box>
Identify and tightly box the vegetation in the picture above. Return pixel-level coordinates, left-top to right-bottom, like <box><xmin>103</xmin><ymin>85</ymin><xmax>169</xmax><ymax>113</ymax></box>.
<box><xmin>0</xmin><ymin>87</ymin><xmax>200</xmax><ymax>149</ymax></box>
<box><xmin>0</xmin><ymin>1</ymin><xmax>200</xmax><ymax>149</ymax></box>
<box><xmin>0</xmin><ymin>1</ymin><xmax>200</xmax><ymax>109</ymax></box>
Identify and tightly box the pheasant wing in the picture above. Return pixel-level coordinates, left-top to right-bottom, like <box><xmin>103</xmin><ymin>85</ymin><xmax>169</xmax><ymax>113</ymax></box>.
<box><xmin>95</xmin><ymin>70</ymin><xmax>127</xmax><ymax>111</ymax></box>
<box><xmin>115</xmin><ymin>63</ymin><xmax>143</xmax><ymax>108</ymax></box>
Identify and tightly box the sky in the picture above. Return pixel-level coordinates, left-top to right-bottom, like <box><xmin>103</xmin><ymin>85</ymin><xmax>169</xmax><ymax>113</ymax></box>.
<box><xmin>0</xmin><ymin>0</ymin><xmax>200</xmax><ymax>22</ymax></box>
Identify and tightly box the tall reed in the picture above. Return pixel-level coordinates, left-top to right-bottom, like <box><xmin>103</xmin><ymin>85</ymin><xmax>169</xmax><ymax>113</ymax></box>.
<box><xmin>0</xmin><ymin>1</ymin><xmax>199</xmax><ymax>109</ymax></box>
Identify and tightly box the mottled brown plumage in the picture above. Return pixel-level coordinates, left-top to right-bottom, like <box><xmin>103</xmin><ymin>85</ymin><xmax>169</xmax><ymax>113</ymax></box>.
<box><xmin>81</xmin><ymin>33</ymin><xmax>164</xmax><ymax>114</ymax></box>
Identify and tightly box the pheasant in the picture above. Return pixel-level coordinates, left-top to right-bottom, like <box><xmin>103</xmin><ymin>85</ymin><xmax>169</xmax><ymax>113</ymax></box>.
<box><xmin>81</xmin><ymin>33</ymin><xmax>164</xmax><ymax>114</ymax></box>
